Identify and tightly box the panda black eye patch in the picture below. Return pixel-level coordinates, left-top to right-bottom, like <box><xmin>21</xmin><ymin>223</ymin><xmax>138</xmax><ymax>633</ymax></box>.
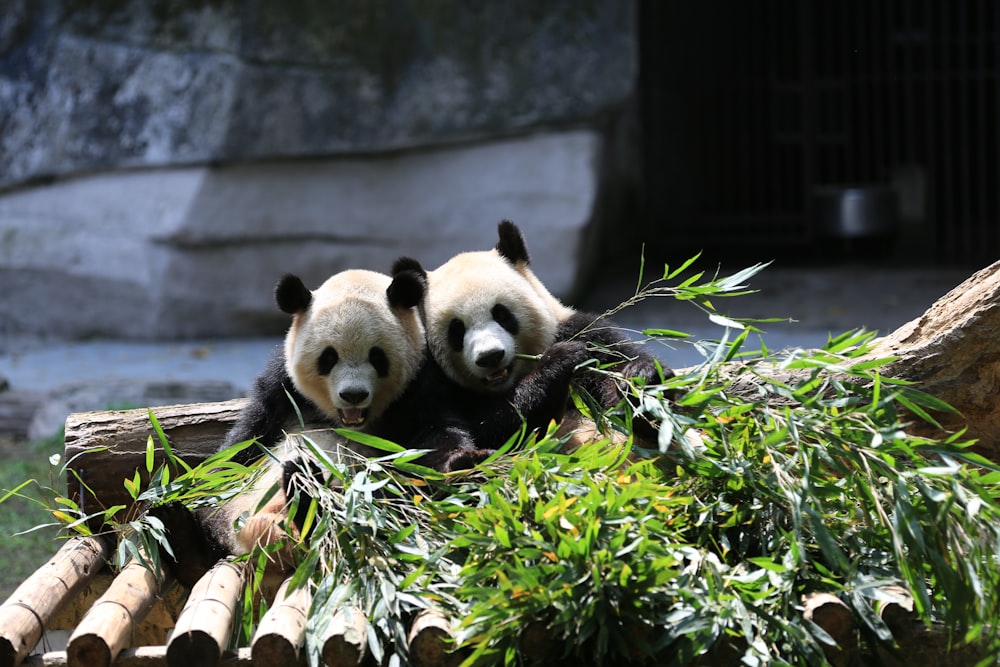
<box><xmin>369</xmin><ymin>346</ymin><xmax>390</xmax><ymax>377</ymax></box>
<box><xmin>491</xmin><ymin>303</ymin><xmax>519</xmax><ymax>335</ymax></box>
<box><xmin>317</xmin><ymin>346</ymin><xmax>339</xmax><ymax>375</ymax></box>
<box><xmin>448</xmin><ymin>318</ymin><xmax>465</xmax><ymax>351</ymax></box>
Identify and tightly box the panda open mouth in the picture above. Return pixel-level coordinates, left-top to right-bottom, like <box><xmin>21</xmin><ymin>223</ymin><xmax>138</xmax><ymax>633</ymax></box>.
<box><xmin>338</xmin><ymin>408</ymin><xmax>367</xmax><ymax>427</ymax></box>
<box><xmin>482</xmin><ymin>365</ymin><xmax>512</xmax><ymax>386</ymax></box>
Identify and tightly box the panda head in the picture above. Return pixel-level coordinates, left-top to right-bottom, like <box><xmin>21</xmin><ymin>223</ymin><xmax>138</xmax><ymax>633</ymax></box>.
<box><xmin>277</xmin><ymin>268</ymin><xmax>426</xmax><ymax>429</ymax></box>
<box><xmin>398</xmin><ymin>221</ymin><xmax>572</xmax><ymax>393</ymax></box>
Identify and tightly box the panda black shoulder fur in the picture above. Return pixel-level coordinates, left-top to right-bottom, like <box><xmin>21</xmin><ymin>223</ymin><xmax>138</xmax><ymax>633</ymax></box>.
<box><xmin>408</xmin><ymin>220</ymin><xmax>672</xmax><ymax>437</ymax></box>
<box><xmin>151</xmin><ymin>264</ymin><xmax>589</xmax><ymax>587</ymax></box>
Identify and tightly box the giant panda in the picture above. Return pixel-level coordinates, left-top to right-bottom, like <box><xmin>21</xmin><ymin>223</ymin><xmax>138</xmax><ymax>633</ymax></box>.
<box><xmin>151</xmin><ymin>263</ymin><xmax>590</xmax><ymax>588</ymax></box>
<box><xmin>401</xmin><ymin>220</ymin><xmax>671</xmax><ymax>443</ymax></box>
<box><xmin>148</xmin><ymin>267</ymin><xmax>428</xmax><ymax>587</ymax></box>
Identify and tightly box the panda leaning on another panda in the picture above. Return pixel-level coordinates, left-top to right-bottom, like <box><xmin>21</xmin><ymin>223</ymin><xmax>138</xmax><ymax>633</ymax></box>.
<box><xmin>150</xmin><ymin>263</ymin><xmax>591</xmax><ymax>588</ymax></box>
<box><xmin>396</xmin><ymin>220</ymin><xmax>673</xmax><ymax>444</ymax></box>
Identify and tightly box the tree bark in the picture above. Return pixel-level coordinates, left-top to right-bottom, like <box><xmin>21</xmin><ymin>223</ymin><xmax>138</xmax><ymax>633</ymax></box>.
<box><xmin>865</xmin><ymin>260</ymin><xmax>1000</xmax><ymax>460</ymax></box>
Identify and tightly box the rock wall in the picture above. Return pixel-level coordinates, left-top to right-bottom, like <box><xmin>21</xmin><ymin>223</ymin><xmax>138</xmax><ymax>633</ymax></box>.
<box><xmin>0</xmin><ymin>0</ymin><xmax>639</xmax><ymax>340</ymax></box>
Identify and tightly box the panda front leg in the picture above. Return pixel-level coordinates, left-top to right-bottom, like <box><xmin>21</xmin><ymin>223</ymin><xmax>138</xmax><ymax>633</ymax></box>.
<box><xmin>145</xmin><ymin>501</ymin><xmax>228</xmax><ymax>589</ymax></box>
<box><xmin>460</xmin><ymin>340</ymin><xmax>590</xmax><ymax>451</ymax></box>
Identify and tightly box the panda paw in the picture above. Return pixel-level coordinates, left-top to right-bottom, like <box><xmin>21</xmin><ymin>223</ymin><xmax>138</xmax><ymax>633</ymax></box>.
<box><xmin>619</xmin><ymin>356</ymin><xmax>672</xmax><ymax>386</ymax></box>
<box><xmin>538</xmin><ymin>340</ymin><xmax>590</xmax><ymax>375</ymax></box>
<box><xmin>440</xmin><ymin>447</ymin><xmax>496</xmax><ymax>472</ymax></box>
<box><xmin>145</xmin><ymin>501</ymin><xmax>219</xmax><ymax>589</ymax></box>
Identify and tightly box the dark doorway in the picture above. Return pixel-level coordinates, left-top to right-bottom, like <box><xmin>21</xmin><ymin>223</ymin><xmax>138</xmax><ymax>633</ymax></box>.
<box><xmin>639</xmin><ymin>1</ymin><xmax>1000</xmax><ymax>267</ymax></box>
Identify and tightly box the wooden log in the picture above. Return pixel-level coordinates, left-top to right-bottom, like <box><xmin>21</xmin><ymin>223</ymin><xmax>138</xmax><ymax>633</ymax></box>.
<box><xmin>63</xmin><ymin>399</ymin><xmax>245</xmax><ymax>521</ymax></box>
<box><xmin>320</xmin><ymin>607</ymin><xmax>367</xmax><ymax>667</ymax></box>
<box><xmin>47</xmin><ymin>572</ymin><xmax>185</xmax><ymax>647</ymax></box>
<box><xmin>250</xmin><ymin>577</ymin><xmax>311</xmax><ymax>667</ymax></box>
<box><xmin>406</xmin><ymin>610</ymin><xmax>464</xmax><ymax>667</ymax></box>
<box><xmin>0</xmin><ymin>536</ymin><xmax>112</xmax><ymax>667</ymax></box>
<box><xmin>22</xmin><ymin>647</ymin><xmax>253</xmax><ymax>667</ymax></box>
<box><xmin>865</xmin><ymin>260</ymin><xmax>1000</xmax><ymax>460</ymax></box>
<box><xmin>65</xmin><ymin>551</ymin><xmax>172</xmax><ymax>667</ymax></box>
<box><xmin>166</xmin><ymin>559</ymin><xmax>245</xmax><ymax>667</ymax></box>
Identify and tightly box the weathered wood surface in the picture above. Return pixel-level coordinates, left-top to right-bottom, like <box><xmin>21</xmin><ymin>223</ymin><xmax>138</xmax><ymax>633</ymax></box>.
<box><xmin>0</xmin><ymin>536</ymin><xmax>112</xmax><ymax>667</ymax></box>
<box><xmin>63</xmin><ymin>399</ymin><xmax>246</xmax><ymax>519</ymax></box>
<box><xmin>865</xmin><ymin>260</ymin><xmax>1000</xmax><ymax>459</ymax></box>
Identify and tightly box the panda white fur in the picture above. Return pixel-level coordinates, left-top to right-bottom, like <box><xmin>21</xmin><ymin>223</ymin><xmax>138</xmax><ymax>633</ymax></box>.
<box><xmin>151</xmin><ymin>262</ymin><xmax>590</xmax><ymax>587</ymax></box>
<box><xmin>404</xmin><ymin>220</ymin><xmax>670</xmax><ymax>440</ymax></box>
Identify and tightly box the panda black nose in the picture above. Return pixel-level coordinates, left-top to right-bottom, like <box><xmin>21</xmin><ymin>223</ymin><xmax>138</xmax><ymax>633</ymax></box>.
<box><xmin>476</xmin><ymin>349</ymin><xmax>505</xmax><ymax>368</ymax></box>
<box><xmin>340</xmin><ymin>389</ymin><xmax>369</xmax><ymax>405</ymax></box>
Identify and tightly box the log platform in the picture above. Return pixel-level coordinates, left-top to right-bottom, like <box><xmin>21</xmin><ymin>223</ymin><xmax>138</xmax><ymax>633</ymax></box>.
<box><xmin>8</xmin><ymin>260</ymin><xmax>1000</xmax><ymax>666</ymax></box>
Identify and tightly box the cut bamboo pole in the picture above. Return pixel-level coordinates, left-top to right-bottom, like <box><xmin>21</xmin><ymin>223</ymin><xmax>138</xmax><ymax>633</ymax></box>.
<box><xmin>407</xmin><ymin>610</ymin><xmax>463</xmax><ymax>667</ymax></box>
<box><xmin>801</xmin><ymin>592</ymin><xmax>857</xmax><ymax>667</ymax></box>
<box><xmin>66</xmin><ymin>550</ymin><xmax>172</xmax><ymax>667</ymax></box>
<box><xmin>250</xmin><ymin>577</ymin><xmax>311</xmax><ymax>667</ymax></box>
<box><xmin>0</xmin><ymin>536</ymin><xmax>111</xmax><ymax>667</ymax></box>
<box><xmin>320</xmin><ymin>607</ymin><xmax>367</xmax><ymax>667</ymax></box>
<box><xmin>165</xmin><ymin>559</ymin><xmax>245</xmax><ymax>667</ymax></box>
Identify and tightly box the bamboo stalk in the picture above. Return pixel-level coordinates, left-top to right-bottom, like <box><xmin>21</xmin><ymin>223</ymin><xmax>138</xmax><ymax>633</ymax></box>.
<box><xmin>320</xmin><ymin>607</ymin><xmax>367</xmax><ymax>667</ymax></box>
<box><xmin>165</xmin><ymin>559</ymin><xmax>244</xmax><ymax>667</ymax></box>
<box><xmin>0</xmin><ymin>536</ymin><xmax>111</xmax><ymax>667</ymax></box>
<box><xmin>250</xmin><ymin>577</ymin><xmax>311</xmax><ymax>667</ymax></box>
<box><xmin>407</xmin><ymin>610</ymin><xmax>464</xmax><ymax>667</ymax></box>
<box><xmin>66</xmin><ymin>550</ymin><xmax>172</xmax><ymax>667</ymax></box>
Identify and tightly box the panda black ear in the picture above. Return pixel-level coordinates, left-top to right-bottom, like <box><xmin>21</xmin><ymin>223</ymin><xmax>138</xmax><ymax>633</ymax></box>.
<box><xmin>387</xmin><ymin>268</ymin><xmax>426</xmax><ymax>310</ymax></box>
<box><xmin>275</xmin><ymin>274</ymin><xmax>312</xmax><ymax>314</ymax></box>
<box><xmin>391</xmin><ymin>256</ymin><xmax>428</xmax><ymax>280</ymax></box>
<box><xmin>496</xmin><ymin>219</ymin><xmax>530</xmax><ymax>264</ymax></box>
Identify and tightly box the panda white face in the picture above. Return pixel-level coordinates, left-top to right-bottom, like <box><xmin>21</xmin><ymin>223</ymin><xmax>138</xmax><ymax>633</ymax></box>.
<box><xmin>424</xmin><ymin>250</ymin><xmax>560</xmax><ymax>393</ymax></box>
<box><xmin>282</xmin><ymin>270</ymin><xmax>425</xmax><ymax>429</ymax></box>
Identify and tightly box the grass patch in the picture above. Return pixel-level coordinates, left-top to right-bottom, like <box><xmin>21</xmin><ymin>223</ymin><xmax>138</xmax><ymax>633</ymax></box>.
<box><xmin>0</xmin><ymin>432</ymin><xmax>67</xmax><ymax>599</ymax></box>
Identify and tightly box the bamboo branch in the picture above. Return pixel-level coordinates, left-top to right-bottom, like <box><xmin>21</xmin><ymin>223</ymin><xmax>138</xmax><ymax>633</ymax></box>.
<box><xmin>0</xmin><ymin>535</ymin><xmax>112</xmax><ymax>667</ymax></box>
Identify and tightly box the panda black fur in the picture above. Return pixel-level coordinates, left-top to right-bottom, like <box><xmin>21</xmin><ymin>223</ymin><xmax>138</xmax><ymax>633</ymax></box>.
<box><xmin>407</xmin><ymin>220</ymin><xmax>672</xmax><ymax>438</ymax></box>
<box><xmin>151</xmin><ymin>264</ymin><xmax>589</xmax><ymax>587</ymax></box>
